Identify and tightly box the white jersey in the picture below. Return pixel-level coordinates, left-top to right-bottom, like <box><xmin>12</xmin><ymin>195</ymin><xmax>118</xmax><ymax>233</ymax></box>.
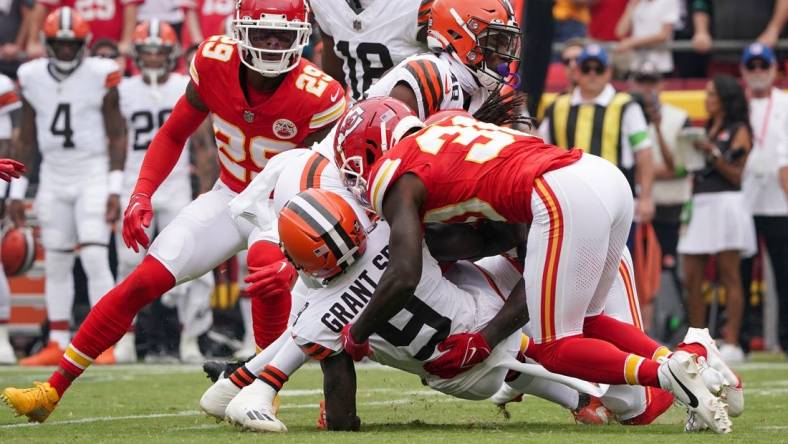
<box><xmin>118</xmin><ymin>74</ymin><xmax>191</xmax><ymax>194</ymax></box>
<box><xmin>365</xmin><ymin>52</ymin><xmax>489</xmax><ymax>120</ymax></box>
<box><xmin>18</xmin><ymin>57</ymin><xmax>121</xmax><ymax>181</ymax></box>
<box><xmin>310</xmin><ymin>0</ymin><xmax>427</xmax><ymax>100</ymax></box>
<box><xmin>0</xmin><ymin>73</ymin><xmax>21</xmax><ymax>140</ymax></box>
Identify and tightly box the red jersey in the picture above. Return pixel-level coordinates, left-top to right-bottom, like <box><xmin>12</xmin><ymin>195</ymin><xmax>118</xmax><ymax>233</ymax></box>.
<box><xmin>39</xmin><ymin>0</ymin><xmax>143</xmax><ymax>43</ymax></box>
<box><xmin>367</xmin><ymin>116</ymin><xmax>582</xmax><ymax>224</ymax></box>
<box><xmin>189</xmin><ymin>35</ymin><xmax>346</xmax><ymax>193</ymax></box>
<box><xmin>180</xmin><ymin>0</ymin><xmax>235</xmax><ymax>46</ymax></box>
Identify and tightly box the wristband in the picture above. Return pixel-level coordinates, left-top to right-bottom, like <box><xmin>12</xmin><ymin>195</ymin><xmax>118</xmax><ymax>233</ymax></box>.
<box><xmin>108</xmin><ymin>170</ymin><xmax>124</xmax><ymax>195</ymax></box>
<box><xmin>8</xmin><ymin>176</ymin><xmax>28</xmax><ymax>200</ymax></box>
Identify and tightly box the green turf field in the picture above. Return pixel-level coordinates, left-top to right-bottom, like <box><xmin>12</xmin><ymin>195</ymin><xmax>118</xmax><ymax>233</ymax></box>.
<box><xmin>0</xmin><ymin>354</ymin><xmax>786</xmax><ymax>443</ymax></box>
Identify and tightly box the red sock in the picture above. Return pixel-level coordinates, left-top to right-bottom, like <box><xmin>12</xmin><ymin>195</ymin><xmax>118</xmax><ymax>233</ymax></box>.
<box><xmin>47</xmin><ymin>370</ymin><xmax>73</xmax><ymax>397</ymax></box>
<box><xmin>247</xmin><ymin>241</ymin><xmax>292</xmax><ymax>349</ymax></box>
<box><xmin>583</xmin><ymin>314</ymin><xmax>668</xmax><ymax>360</ymax></box>
<box><xmin>675</xmin><ymin>342</ymin><xmax>708</xmax><ymax>359</ymax></box>
<box><xmin>51</xmin><ymin>256</ymin><xmax>174</xmax><ymax>396</ymax></box>
<box><xmin>528</xmin><ymin>336</ymin><xmax>661</xmax><ymax>387</ymax></box>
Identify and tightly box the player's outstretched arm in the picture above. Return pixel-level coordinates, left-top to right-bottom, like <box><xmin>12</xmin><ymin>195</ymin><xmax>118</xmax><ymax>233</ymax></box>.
<box><xmin>349</xmin><ymin>174</ymin><xmax>426</xmax><ymax>343</ymax></box>
<box><xmin>320</xmin><ymin>352</ymin><xmax>361</xmax><ymax>431</ymax></box>
<box><xmin>479</xmin><ymin>278</ymin><xmax>528</xmax><ymax>347</ymax></box>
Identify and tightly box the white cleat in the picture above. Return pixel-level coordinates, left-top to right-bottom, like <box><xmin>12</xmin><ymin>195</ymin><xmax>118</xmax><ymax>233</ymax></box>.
<box><xmin>684</xmin><ymin>411</ymin><xmax>709</xmax><ymax>432</ymax></box>
<box><xmin>114</xmin><ymin>332</ymin><xmax>137</xmax><ymax>364</ymax></box>
<box><xmin>0</xmin><ymin>325</ymin><xmax>16</xmax><ymax>365</ymax></box>
<box><xmin>682</xmin><ymin>328</ymin><xmax>744</xmax><ymax>417</ymax></box>
<box><xmin>180</xmin><ymin>335</ymin><xmax>204</xmax><ymax>364</ymax></box>
<box><xmin>658</xmin><ymin>351</ymin><xmax>731</xmax><ymax>434</ymax></box>
<box><xmin>225</xmin><ymin>380</ymin><xmax>287</xmax><ymax>432</ymax></box>
<box><xmin>200</xmin><ymin>378</ymin><xmax>240</xmax><ymax>420</ymax></box>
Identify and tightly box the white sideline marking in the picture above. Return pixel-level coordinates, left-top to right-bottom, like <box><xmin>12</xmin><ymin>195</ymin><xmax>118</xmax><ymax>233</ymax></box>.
<box><xmin>0</xmin><ymin>395</ymin><xmax>456</xmax><ymax>429</ymax></box>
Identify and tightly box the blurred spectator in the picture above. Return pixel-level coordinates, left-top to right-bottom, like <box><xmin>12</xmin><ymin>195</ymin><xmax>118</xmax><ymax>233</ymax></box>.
<box><xmin>137</xmin><ymin>0</ymin><xmax>185</xmax><ymax>37</ymax></box>
<box><xmin>588</xmin><ymin>0</ymin><xmax>627</xmax><ymax>42</ymax></box>
<box><xmin>757</xmin><ymin>0</ymin><xmax>788</xmax><ymax>47</ymax></box>
<box><xmin>91</xmin><ymin>38</ymin><xmax>125</xmax><ymax>73</ymax></box>
<box><xmin>540</xmin><ymin>44</ymin><xmax>655</xmax><ymax>224</ymax></box>
<box><xmin>629</xmin><ymin>62</ymin><xmax>690</xmax><ymax>321</ymax></box>
<box><xmin>553</xmin><ymin>0</ymin><xmax>594</xmax><ymax>44</ymax></box>
<box><xmin>0</xmin><ymin>0</ymin><xmax>34</xmax><ymax>78</ymax></box>
<box><xmin>181</xmin><ymin>0</ymin><xmax>235</xmax><ymax>47</ymax></box>
<box><xmin>673</xmin><ymin>0</ymin><xmax>712</xmax><ymax>78</ymax></box>
<box><xmin>739</xmin><ymin>43</ymin><xmax>788</xmax><ymax>355</ymax></box>
<box><xmin>27</xmin><ymin>0</ymin><xmax>143</xmax><ymax>58</ymax></box>
<box><xmin>615</xmin><ymin>0</ymin><xmax>680</xmax><ymax>76</ymax></box>
<box><xmin>559</xmin><ymin>37</ymin><xmax>586</xmax><ymax>91</ymax></box>
<box><xmin>678</xmin><ymin>75</ymin><xmax>755</xmax><ymax>363</ymax></box>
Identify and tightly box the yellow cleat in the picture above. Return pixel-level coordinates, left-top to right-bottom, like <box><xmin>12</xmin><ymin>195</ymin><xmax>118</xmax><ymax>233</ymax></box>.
<box><xmin>1</xmin><ymin>382</ymin><xmax>60</xmax><ymax>423</ymax></box>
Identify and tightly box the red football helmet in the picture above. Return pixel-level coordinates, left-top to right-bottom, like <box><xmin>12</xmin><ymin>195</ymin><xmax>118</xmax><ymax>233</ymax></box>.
<box><xmin>427</xmin><ymin>0</ymin><xmax>521</xmax><ymax>91</ymax></box>
<box><xmin>232</xmin><ymin>0</ymin><xmax>312</xmax><ymax>77</ymax></box>
<box><xmin>1</xmin><ymin>227</ymin><xmax>37</xmax><ymax>277</ymax></box>
<box><xmin>278</xmin><ymin>189</ymin><xmax>367</xmax><ymax>281</ymax></box>
<box><xmin>132</xmin><ymin>19</ymin><xmax>180</xmax><ymax>80</ymax></box>
<box><xmin>42</xmin><ymin>7</ymin><xmax>92</xmax><ymax>73</ymax></box>
<box><xmin>334</xmin><ymin>97</ymin><xmax>422</xmax><ymax>207</ymax></box>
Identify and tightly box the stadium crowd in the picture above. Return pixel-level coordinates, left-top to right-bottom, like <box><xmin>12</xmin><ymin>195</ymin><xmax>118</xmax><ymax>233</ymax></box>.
<box><xmin>0</xmin><ymin>0</ymin><xmax>784</xmax><ymax>382</ymax></box>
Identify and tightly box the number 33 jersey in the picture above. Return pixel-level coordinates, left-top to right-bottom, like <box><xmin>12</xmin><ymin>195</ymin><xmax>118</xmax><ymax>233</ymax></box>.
<box><xmin>17</xmin><ymin>57</ymin><xmax>121</xmax><ymax>177</ymax></box>
<box><xmin>118</xmin><ymin>73</ymin><xmax>191</xmax><ymax>190</ymax></box>
<box><xmin>189</xmin><ymin>35</ymin><xmax>347</xmax><ymax>193</ymax></box>
<box><xmin>310</xmin><ymin>0</ymin><xmax>428</xmax><ymax>101</ymax></box>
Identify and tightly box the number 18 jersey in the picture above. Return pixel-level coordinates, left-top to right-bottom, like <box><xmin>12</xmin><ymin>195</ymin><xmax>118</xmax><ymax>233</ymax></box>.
<box><xmin>367</xmin><ymin>116</ymin><xmax>583</xmax><ymax>224</ymax></box>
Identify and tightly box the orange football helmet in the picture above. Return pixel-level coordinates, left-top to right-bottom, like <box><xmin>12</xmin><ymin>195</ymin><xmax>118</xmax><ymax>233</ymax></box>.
<box><xmin>278</xmin><ymin>189</ymin><xmax>366</xmax><ymax>282</ymax></box>
<box><xmin>132</xmin><ymin>19</ymin><xmax>180</xmax><ymax>79</ymax></box>
<box><xmin>42</xmin><ymin>7</ymin><xmax>92</xmax><ymax>73</ymax></box>
<box><xmin>1</xmin><ymin>227</ymin><xmax>38</xmax><ymax>277</ymax></box>
<box><xmin>232</xmin><ymin>0</ymin><xmax>312</xmax><ymax>77</ymax></box>
<box><xmin>427</xmin><ymin>0</ymin><xmax>521</xmax><ymax>91</ymax></box>
<box><xmin>334</xmin><ymin>97</ymin><xmax>422</xmax><ymax>207</ymax></box>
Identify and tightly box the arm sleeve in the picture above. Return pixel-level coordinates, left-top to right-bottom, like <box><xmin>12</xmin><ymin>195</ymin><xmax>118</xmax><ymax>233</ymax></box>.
<box><xmin>133</xmin><ymin>95</ymin><xmax>208</xmax><ymax>196</ymax></box>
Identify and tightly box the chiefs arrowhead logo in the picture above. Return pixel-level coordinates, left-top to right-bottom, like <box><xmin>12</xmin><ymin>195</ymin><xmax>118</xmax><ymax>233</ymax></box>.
<box><xmin>273</xmin><ymin>119</ymin><xmax>298</xmax><ymax>140</ymax></box>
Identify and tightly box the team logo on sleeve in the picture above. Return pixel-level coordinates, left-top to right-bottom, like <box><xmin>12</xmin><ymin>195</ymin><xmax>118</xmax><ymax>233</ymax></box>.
<box><xmin>273</xmin><ymin>119</ymin><xmax>298</xmax><ymax>139</ymax></box>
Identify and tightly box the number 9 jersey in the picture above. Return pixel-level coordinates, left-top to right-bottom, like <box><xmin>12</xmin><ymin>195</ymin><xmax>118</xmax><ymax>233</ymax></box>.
<box><xmin>17</xmin><ymin>57</ymin><xmax>122</xmax><ymax>178</ymax></box>
<box><xmin>189</xmin><ymin>35</ymin><xmax>347</xmax><ymax>193</ymax></box>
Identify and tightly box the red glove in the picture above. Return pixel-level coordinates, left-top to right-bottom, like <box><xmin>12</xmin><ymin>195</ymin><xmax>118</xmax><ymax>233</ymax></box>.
<box><xmin>341</xmin><ymin>323</ymin><xmax>370</xmax><ymax>361</ymax></box>
<box><xmin>316</xmin><ymin>400</ymin><xmax>327</xmax><ymax>430</ymax></box>
<box><xmin>423</xmin><ymin>332</ymin><xmax>491</xmax><ymax>379</ymax></box>
<box><xmin>0</xmin><ymin>159</ymin><xmax>25</xmax><ymax>182</ymax></box>
<box><xmin>122</xmin><ymin>193</ymin><xmax>154</xmax><ymax>252</ymax></box>
<box><xmin>245</xmin><ymin>260</ymin><xmax>297</xmax><ymax>299</ymax></box>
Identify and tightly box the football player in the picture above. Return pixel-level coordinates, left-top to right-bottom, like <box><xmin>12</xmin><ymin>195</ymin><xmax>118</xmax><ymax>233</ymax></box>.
<box><xmin>310</xmin><ymin>0</ymin><xmax>429</xmax><ymax>101</ymax></box>
<box><xmin>11</xmin><ymin>7</ymin><xmax>125</xmax><ymax>367</ymax></box>
<box><xmin>365</xmin><ymin>0</ymin><xmax>522</xmax><ymax>123</ymax></box>
<box><xmin>0</xmin><ymin>73</ymin><xmax>23</xmax><ymax>364</ymax></box>
<box><xmin>336</xmin><ymin>113</ymin><xmax>734</xmax><ymax>433</ymax></box>
<box><xmin>113</xmin><ymin>20</ymin><xmax>217</xmax><ymax>364</ymax></box>
<box><xmin>1</xmin><ymin>0</ymin><xmax>345</xmax><ymax>423</ymax></box>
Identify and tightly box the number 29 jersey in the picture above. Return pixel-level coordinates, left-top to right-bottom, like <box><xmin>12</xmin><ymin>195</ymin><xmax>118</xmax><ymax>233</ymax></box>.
<box><xmin>310</xmin><ymin>0</ymin><xmax>428</xmax><ymax>100</ymax></box>
<box><xmin>18</xmin><ymin>57</ymin><xmax>121</xmax><ymax>179</ymax></box>
<box><xmin>189</xmin><ymin>35</ymin><xmax>347</xmax><ymax>193</ymax></box>
<box><xmin>367</xmin><ymin>116</ymin><xmax>583</xmax><ymax>224</ymax></box>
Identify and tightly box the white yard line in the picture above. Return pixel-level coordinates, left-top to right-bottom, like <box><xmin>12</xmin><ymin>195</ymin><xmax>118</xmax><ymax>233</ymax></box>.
<box><xmin>0</xmin><ymin>395</ymin><xmax>456</xmax><ymax>430</ymax></box>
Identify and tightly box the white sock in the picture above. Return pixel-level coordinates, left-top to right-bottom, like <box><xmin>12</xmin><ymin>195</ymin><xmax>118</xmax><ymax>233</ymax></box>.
<box><xmin>601</xmin><ymin>385</ymin><xmax>647</xmax><ymax>420</ymax></box>
<box><xmin>268</xmin><ymin>336</ymin><xmax>310</xmax><ymax>375</ymax></box>
<box><xmin>44</xmin><ymin>249</ymin><xmax>75</xmax><ymax>344</ymax></box>
<box><xmin>0</xmin><ymin>264</ymin><xmax>10</xmax><ymax>321</ymax></box>
<box><xmin>50</xmin><ymin>329</ymin><xmax>71</xmax><ymax>349</ymax></box>
<box><xmin>507</xmin><ymin>373</ymin><xmax>580</xmax><ymax>410</ymax></box>
<box><xmin>79</xmin><ymin>246</ymin><xmax>115</xmax><ymax>307</ymax></box>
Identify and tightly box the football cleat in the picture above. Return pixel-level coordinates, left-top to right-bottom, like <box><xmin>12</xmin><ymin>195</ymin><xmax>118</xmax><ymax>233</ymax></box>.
<box><xmin>572</xmin><ymin>394</ymin><xmax>614</xmax><ymax>425</ymax></box>
<box><xmin>199</xmin><ymin>378</ymin><xmax>240</xmax><ymax>420</ymax></box>
<box><xmin>681</xmin><ymin>328</ymin><xmax>744</xmax><ymax>417</ymax></box>
<box><xmin>488</xmin><ymin>382</ymin><xmax>523</xmax><ymax>419</ymax></box>
<box><xmin>225</xmin><ymin>379</ymin><xmax>287</xmax><ymax>432</ymax></box>
<box><xmin>1</xmin><ymin>382</ymin><xmax>60</xmax><ymax>423</ymax></box>
<box><xmin>203</xmin><ymin>358</ymin><xmax>250</xmax><ymax>383</ymax></box>
<box><xmin>685</xmin><ymin>411</ymin><xmax>709</xmax><ymax>432</ymax></box>
<box><xmin>657</xmin><ymin>351</ymin><xmax>731</xmax><ymax>434</ymax></box>
<box><xmin>179</xmin><ymin>335</ymin><xmax>204</xmax><ymax>364</ymax></box>
<box><xmin>19</xmin><ymin>341</ymin><xmax>64</xmax><ymax>366</ymax></box>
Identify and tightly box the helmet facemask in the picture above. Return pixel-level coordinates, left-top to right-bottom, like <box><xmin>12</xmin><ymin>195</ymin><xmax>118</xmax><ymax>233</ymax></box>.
<box><xmin>135</xmin><ymin>44</ymin><xmax>178</xmax><ymax>83</ymax></box>
<box><xmin>232</xmin><ymin>13</ymin><xmax>311</xmax><ymax>77</ymax></box>
<box><xmin>467</xmin><ymin>21</ymin><xmax>521</xmax><ymax>91</ymax></box>
<box><xmin>45</xmin><ymin>37</ymin><xmax>88</xmax><ymax>74</ymax></box>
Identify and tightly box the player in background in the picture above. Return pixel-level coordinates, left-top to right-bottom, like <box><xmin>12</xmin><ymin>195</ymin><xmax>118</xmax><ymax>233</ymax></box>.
<box><xmin>1</xmin><ymin>0</ymin><xmax>345</xmax><ymax>423</ymax></box>
<box><xmin>10</xmin><ymin>7</ymin><xmax>125</xmax><ymax>367</ymax></box>
<box><xmin>0</xmin><ymin>74</ymin><xmax>23</xmax><ymax>364</ymax></box>
<box><xmin>337</xmin><ymin>114</ymin><xmax>734</xmax><ymax>433</ymax></box>
<box><xmin>364</xmin><ymin>0</ymin><xmax>523</xmax><ymax>125</ymax></box>
<box><xmin>182</xmin><ymin>0</ymin><xmax>237</xmax><ymax>47</ymax></box>
<box><xmin>310</xmin><ymin>0</ymin><xmax>429</xmax><ymax>101</ymax></box>
<box><xmin>112</xmin><ymin>20</ymin><xmax>217</xmax><ymax>364</ymax></box>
